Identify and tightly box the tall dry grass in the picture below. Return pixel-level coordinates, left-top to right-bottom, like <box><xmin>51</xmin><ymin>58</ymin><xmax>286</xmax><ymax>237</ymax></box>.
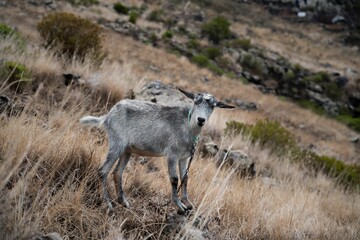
<box><xmin>1</xmin><ymin>96</ymin><xmax>359</xmax><ymax>239</ymax></box>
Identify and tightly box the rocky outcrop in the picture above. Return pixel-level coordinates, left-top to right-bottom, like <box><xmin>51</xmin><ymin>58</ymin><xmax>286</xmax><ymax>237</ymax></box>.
<box><xmin>134</xmin><ymin>80</ymin><xmax>192</xmax><ymax>106</ymax></box>
<box><xmin>202</xmin><ymin>141</ymin><xmax>256</xmax><ymax>178</ymax></box>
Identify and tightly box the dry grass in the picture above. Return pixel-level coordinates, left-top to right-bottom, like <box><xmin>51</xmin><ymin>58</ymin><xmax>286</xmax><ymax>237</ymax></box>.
<box><xmin>1</xmin><ymin>1</ymin><xmax>360</xmax><ymax>239</ymax></box>
<box><xmin>1</xmin><ymin>100</ymin><xmax>359</xmax><ymax>239</ymax></box>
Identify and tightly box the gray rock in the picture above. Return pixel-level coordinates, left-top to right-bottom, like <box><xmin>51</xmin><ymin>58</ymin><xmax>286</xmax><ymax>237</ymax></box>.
<box><xmin>335</xmin><ymin>76</ymin><xmax>348</xmax><ymax>87</ymax></box>
<box><xmin>202</xmin><ymin>142</ymin><xmax>256</xmax><ymax>178</ymax></box>
<box><xmin>43</xmin><ymin>0</ymin><xmax>53</xmax><ymax>5</ymax></box>
<box><xmin>350</xmin><ymin>137</ymin><xmax>359</xmax><ymax>143</ymax></box>
<box><xmin>169</xmin><ymin>40</ymin><xmax>193</xmax><ymax>57</ymax></box>
<box><xmin>63</xmin><ymin>73</ymin><xmax>81</xmax><ymax>86</ymax></box>
<box><xmin>135</xmin><ymin>80</ymin><xmax>191</xmax><ymax>106</ymax></box>
<box><xmin>28</xmin><ymin>0</ymin><xmax>40</xmax><ymax>5</ymax></box>
<box><xmin>32</xmin><ymin>232</ymin><xmax>63</xmax><ymax>240</ymax></box>
<box><xmin>233</xmin><ymin>99</ymin><xmax>257</xmax><ymax>111</ymax></box>
<box><xmin>308</xmin><ymin>90</ymin><xmax>339</xmax><ymax>115</ymax></box>
<box><xmin>0</xmin><ymin>95</ymin><xmax>10</xmax><ymax>112</ymax></box>
<box><xmin>308</xmin><ymin>82</ymin><xmax>324</xmax><ymax>93</ymax></box>
<box><xmin>193</xmin><ymin>11</ymin><xmax>205</xmax><ymax>22</ymax></box>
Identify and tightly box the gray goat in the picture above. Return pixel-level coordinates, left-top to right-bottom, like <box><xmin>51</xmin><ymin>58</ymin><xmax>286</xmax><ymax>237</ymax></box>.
<box><xmin>80</xmin><ymin>88</ymin><xmax>234</xmax><ymax>214</ymax></box>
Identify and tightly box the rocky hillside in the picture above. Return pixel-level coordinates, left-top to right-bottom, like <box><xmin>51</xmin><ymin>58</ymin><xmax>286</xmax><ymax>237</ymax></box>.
<box><xmin>1</xmin><ymin>0</ymin><xmax>360</xmax><ymax>239</ymax></box>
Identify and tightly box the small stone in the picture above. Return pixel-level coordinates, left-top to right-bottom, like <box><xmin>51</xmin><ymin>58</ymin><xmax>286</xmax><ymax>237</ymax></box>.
<box><xmin>350</xmin><ymin>137</ymin><xmax>359</xmax><ymax>143</ymax></box>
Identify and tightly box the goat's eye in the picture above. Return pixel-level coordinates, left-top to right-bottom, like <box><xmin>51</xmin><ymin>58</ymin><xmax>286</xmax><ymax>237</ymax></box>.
<box><xmin>195</xmin><ymin>98</ymin><xmax>203</xmax><ymax>104</ymax></box>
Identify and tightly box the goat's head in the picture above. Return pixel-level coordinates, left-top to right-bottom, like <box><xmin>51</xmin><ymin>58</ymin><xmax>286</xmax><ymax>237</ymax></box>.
<box><xmin>179</xmin><ymin>88</ymin><xmax>235</xmax><ymax>129</ymax></box>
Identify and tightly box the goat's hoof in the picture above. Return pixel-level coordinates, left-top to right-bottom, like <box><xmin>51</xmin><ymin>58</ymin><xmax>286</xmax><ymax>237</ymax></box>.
<box><xmin>181</xmin><ymin>199</ymin><xmax>193</xmax><ymax>210</ymax></box>
<box><xmin>177</xmin><ymin>208</ymin><xmax>186</xmax><ymax>215</ymax></box>
<box><xmin>119</xmin><ymin>198</ymin><xmax>130</xmax><ymax>208</ymax></box>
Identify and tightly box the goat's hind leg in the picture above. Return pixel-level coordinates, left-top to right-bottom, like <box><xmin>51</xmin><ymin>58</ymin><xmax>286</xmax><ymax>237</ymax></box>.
<box><xmin>113</xmin><ymin>152</ymin><xmax>131</xmax><ymax>208</ymax></box>
<box><xmin>99</xmin><ymin>141</ymin><xmax>123</xmax><ymax>209</ymax></box>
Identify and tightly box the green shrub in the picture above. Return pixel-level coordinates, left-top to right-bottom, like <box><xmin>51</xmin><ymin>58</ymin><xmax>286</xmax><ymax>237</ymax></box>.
<box><xmin>225</xmin><ymin>121</ymin><xmax>251</xmax><ymax>136</ymax></box>
<box><xmin>203</xmin><ymin>47</ymin><xmax>221</xmax><ymax>60</ymax></box>
<box><xmin>298</xmin><ymin>100</ymin><xmax>326</xmax><ymax>115</ymax></box>
<box><xmin>162</xmin><ymin>30</ymin><xmax>173</xmax><ymax>39</ymax></box>
<box><xmin>191</xmin><ymin>54</ymin><xmax>209</xmax><ymax>67</ymax></box>
<box><xmin>206</xmin><ymin>63</ymin><xmax>224</xmax><ymax>75</ymax></box>
<box><xmin>67</xmin><ymin>0</ymin><xmax>99</xmax><ymax>6</ymax></box>
<box><xmin>0</xmin><ymin>23</ymin><xmax>14</xmax><ymax>37</ymax></box>
<box><xmin>37</xmin><ymin>12</ymin><xmax>103</xmax><ymax>62</ymax></box>
<box><xmin>240</xmin><ymin>53</ymin><xmax>264</xmax><ymax>74</ymax></box>
<box><xmin>250</xmin><ymin>119</ymin><xmax>296</xmax><ymax>154</ymax></box>
<box><xmin>225</xmin><ymin>119</ymin><xmax>296</xmax><ymax>155</ymax></box>
<box><xmin>298</xmin><ymin>152</ymin><xmax>360</xmax><ymax>188</ymax></box>
<box><xmin>293</xmin><ymin>63</ymin><xmax>303</xmax><ymax>74</ymax></box>
<box><xmin>225</xmin><ymin>71</ymin><xmax>236</xmax><ymax>79</ymax></box>
<box><xmin>216</xmin><ymin>56</ymin><xmax>232</xmax><ymax>70</ymax></box>
<box><xmin>323</xmin><ymin>82</ymin><xmax>343</xmax><ymax>100</ymax></box>
<box><xmin>0</xmin><ymin>22</ymin><xmax>25</xmax><ymax>48</ymax></box>
<box><xmin>113</xmin><ymin>2</ymin><xmax>129</xmax><ymax>15</ymax></box>
<box><xmin>336</xmin><ymin>114</ymin><xmax>360</xmax><ymax>132</ymax></box>
<box><xmin>284</xmin><ymin>69</ymin><xmax>296</xmax><ymax>82</ymax></box>
<box><xmin>228</xmin><ymin>38</ymin><xmax>252</xmax><ymax>50</ymax></box>
<box><xmin>304</xmin><ymin>71</ymin><xmax>330</xmax><ymax>83</ymax></box>
<box><xmin>178</xmin><ymin>25</ymin><xmax>187</xmax><ymax>35</ymax></box>
<box><xmin>0</xmin><ymin>61</ymin><xmax>31</xmax><ymax>92</ymax></box>
<box><xmin>201</xmin><ymin>16</ymin><xmax>231</xmax><ymax>44</ymax></box>
<box><xmin>226</xmin><ymin>119</ymin><xmax>360</xmax><ymax>188</ymax></box>
<box><xmin>147</xmin><ymin>9</ymin><xmax>164</xmax><ymax>22</ymax></box>
<box><xmin>187</xmin><ymin>39</ymin><xmax>202</xmax><ymax>52</ymax></box>
<box><xmin>129</xmin><ymin>10</ymin><xmax>139</xmax><ymax>24</ymax></box>
<box><xmin>149</xmin><ymin>33</ymin><xmax>158</xmax><ymax>45</ymax></box>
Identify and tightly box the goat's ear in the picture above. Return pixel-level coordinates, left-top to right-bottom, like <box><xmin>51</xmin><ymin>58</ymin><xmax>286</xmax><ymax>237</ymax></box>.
<box><xmin>216</xmin><ymin>101</ymin><xmax>235</xmax><ymax>109</ymax></box>
<box><xmin>178</xmin><ymin>88</ymin><xmax>195</xmax><ymax>100</ymax></box>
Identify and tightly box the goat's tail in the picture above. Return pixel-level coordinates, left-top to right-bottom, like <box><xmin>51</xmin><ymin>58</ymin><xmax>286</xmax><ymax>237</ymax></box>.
<box><xmin>80</xmin><ymin>115</ymin><xmax>106</xmax><ymax>128</ymax></box>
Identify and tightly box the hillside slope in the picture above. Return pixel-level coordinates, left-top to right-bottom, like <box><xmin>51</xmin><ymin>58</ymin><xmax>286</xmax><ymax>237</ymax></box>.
<box><xmin>0</xmin><ymin>0</ymin><xmax>359</xmax><ymax>239</ymax></box>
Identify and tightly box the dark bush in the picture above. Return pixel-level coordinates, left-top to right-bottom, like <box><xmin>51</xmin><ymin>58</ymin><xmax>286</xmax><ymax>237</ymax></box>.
<box><xmin>206</xmin><ymin>63</ymin><xmax>224</xmax><ymax>75</ymax></box>
<box><xmin>283</xmin><ymin>69</ymin><xmax>296</xmax><ymax>82</ymax></box>
<box><xmin>147</xmin><ymin>9</ymin><xmax>164</xmax><ymax>22</ymax></box>
<box><xmin>162</xmin><ymin>30</ymin><xmax>173</xmax><ymax>39</ymax></box>
<box><xmin>187</xmin><ymin>39</ymin><xmax>202</xmax><ymax>52</ymax></box>
<box><xmin>201</xmin><ymin>16</ymin><xmax>231</xmax><ymax>44</ymax></box>
<box><xmin>240</xmin><ymin>54</ymin><xmax>264</xmax><ymax>75</ymax></box>
<box><xmin>228</xmin><ymin>38</ymin><xmax>252</xmax><ymax>50</ymax></box>
<box><xmin>191</xmin><ymin>54</ymin><xmax>209</xmax><ymax>67</ymax></box>
<box><xmin>204</xmin><ymin>47</ymin><xmax>221</xmax><ymax>60</ymax></box>
<box><xmin>304</xmin><ymin>71</ymin><xmax>330</xmax><ymax>83</ymax></box>
<box><xmin>129</xmin><ymin>10</ymin><xmax>139</xmax><ymax>24</ymax></box>
<box><xmin>37</xmin><ymin>12</ymin><xmax>103</xmax><ymax>61</ymax></box>
<box><xmin>0</xmin><ymin>23</ymin><xmax>14</xmax><ymax>37</ymax></box>
<box><xmin>336</xmin><ymin>114</ymin><xmax>360</xmax><ymax>132</ymax></box>
<box><xmin>67</xmin><ymin>0</ymin><xmax>99</xmax><ymax>6</ymax></box>
<box><xmin>324</xmin><ymin>82</ymin><xmax>343</xmax><ymax>101</ymax></box>
<box><xmin>113</xmin><ymin>2</ymin><xmax>129</xmax><ymax>15</ymax></box>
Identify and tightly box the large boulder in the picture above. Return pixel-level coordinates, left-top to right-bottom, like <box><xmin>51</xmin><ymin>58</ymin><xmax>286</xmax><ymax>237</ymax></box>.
<box><xmin>134</xmin><ymin>80</ymin><xmax>192</xmax><ymax>106</ymax></box>
<box><xmin>202</xmin><ymin>141</ymin><xmax>256</xmax><ymax>178</ymax></box>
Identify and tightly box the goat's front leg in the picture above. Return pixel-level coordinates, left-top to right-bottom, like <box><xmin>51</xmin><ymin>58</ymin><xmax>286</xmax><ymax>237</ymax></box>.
<box><xmin>179</xmin><ymin>158</ymin><xmax>193</xmax><ymax>210</ymax></box>
<box><xmin>167</xmin><ymin>157</ymin><xmax>188</xmax><ymax>215</ymax></box>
